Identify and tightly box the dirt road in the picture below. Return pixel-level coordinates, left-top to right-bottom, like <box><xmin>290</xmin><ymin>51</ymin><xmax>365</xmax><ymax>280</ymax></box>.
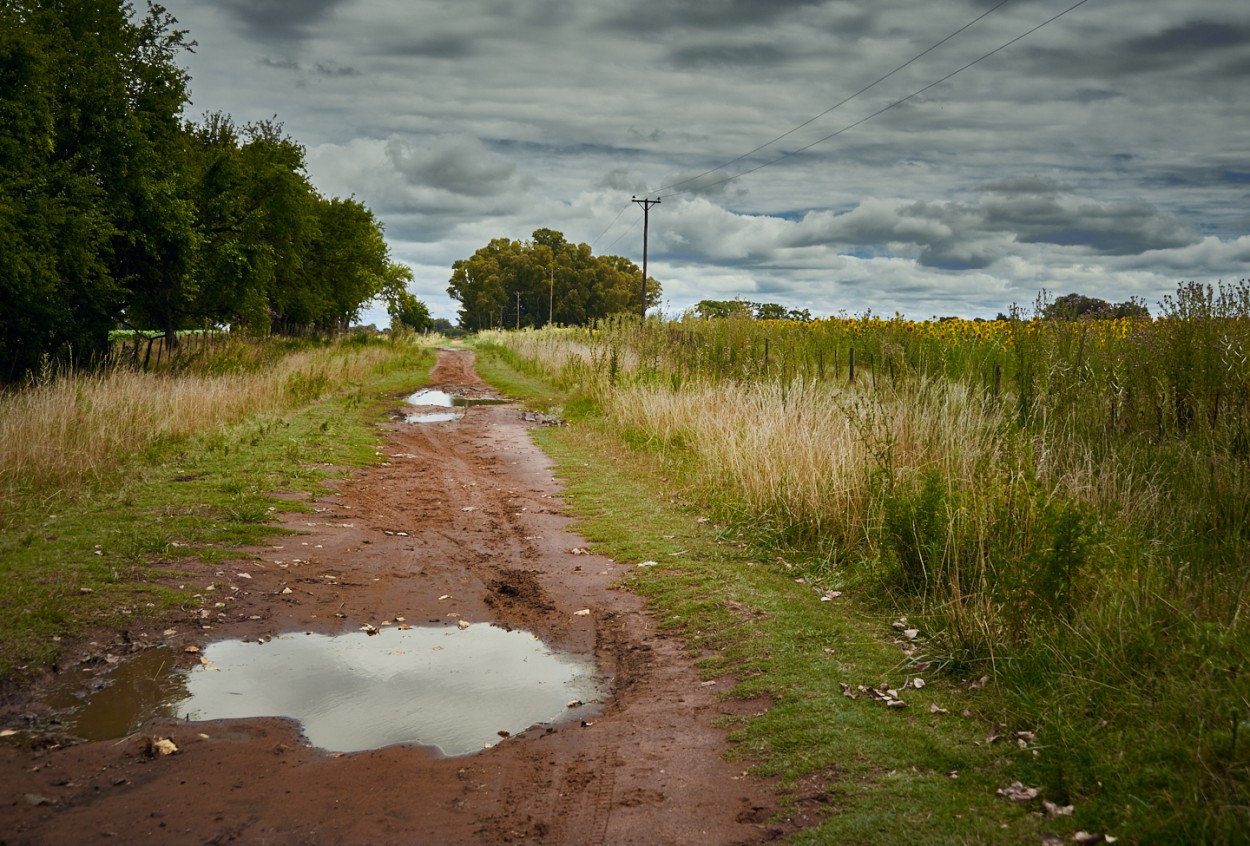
<box><xmin>1</xmin><ymin>349</ymin><xmax>780</xmax><ymax>845</ymax></box>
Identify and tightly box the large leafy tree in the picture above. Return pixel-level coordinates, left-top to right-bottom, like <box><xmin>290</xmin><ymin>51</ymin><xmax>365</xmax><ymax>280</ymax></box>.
<box><xmin>447</xmin><ymin>229</ymin><xmax>660</xmax><ymax>331</ymax></box>
<box><xmin>0</xmin><ymin>0</ymin><xmax>191</xmax><ymax>373</ymax></box>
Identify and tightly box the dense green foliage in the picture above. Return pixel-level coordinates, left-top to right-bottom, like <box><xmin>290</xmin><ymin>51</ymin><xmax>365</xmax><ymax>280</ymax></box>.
<box><xmin>0</xmin><ymin>0</ymin><xmax>421</xmax><ymax>381</ymax></box>
<box><xmin>447</xmin><ymin>227</ymin><xmax>660</xmax><ymax>331</ymax></box>
<box><xmin>693</xmin><ymin>298</ymin><xmax>813</xmax><ymax>321</ymax></box>
<box><xmin>1040</xmin><ymin>291</ymin><xmax>1151</xmax><ymax>321</ymax></box>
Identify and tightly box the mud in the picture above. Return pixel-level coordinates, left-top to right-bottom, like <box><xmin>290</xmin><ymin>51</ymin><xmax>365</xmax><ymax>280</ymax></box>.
<box><xmin>0</xmin><ymin>349</ymin><xmax>781</xmax><ymax>845</ymax></box>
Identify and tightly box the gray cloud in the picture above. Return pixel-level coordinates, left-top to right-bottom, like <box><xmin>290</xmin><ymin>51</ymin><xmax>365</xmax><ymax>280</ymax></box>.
<box><xmin>668</xmin><ymin>41</ymin><xmax>790</xmax><ymax>69</ymax></box>
<box><xmin>604</xmin><ymin>0</ymin><xmax>828</xmax><ymax>33</ymax></box>
<box><xmin>213</xmin><ymin>0</ymin><xmax>348</xmax><ymax>42</ymax></box>
<box><xmin>166</xmin><ymin>0</ymin><xmax>1250</xmax><ymax>321</ymax></box>
<box><xmin>385</xmin><ymin>135</ymin><xmax>519</xmax><ymax>198</ymax></box>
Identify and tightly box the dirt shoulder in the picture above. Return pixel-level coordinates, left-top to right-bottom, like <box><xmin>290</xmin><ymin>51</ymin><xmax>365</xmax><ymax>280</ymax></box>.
<box><xmin>0</xmin><ymin>349</ymin><xmax>780</xmax><ymax>845</ymax></box>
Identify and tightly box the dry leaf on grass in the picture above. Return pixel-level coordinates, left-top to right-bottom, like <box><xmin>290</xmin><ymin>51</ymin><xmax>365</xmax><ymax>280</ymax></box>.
<box><xmin>996</xmin><ymin>781</ymin><xmax>1039</xmax><ymax>802</ymax></box>
<box><xmin>1042</xmin><ymin>799</ymin><xmax>1075</xmax><ymax>817</ymax></box>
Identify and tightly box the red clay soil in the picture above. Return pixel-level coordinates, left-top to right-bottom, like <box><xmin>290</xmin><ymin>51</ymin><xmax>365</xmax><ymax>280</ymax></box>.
<box><xmin>0</xmin><ymin>349</ymin><xmax>783</xmax><ymax>845</ymax></box>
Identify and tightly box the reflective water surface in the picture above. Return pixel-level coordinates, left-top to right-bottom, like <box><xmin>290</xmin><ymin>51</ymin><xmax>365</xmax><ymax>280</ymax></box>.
<box><xmin>45</xmin><ymin>625</ymin><xmax>602</xmax><ymax>756</ymax></box>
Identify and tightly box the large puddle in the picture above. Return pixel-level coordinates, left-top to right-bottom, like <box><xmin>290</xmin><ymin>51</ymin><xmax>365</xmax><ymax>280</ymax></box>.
<box><xmin>404</xmin><ymin>389</ymin><xmax>506</xmax><ymax>423</ymax></box>
<box><xmin>42</xmin><ymin>625</ymin><xmax>601</xmax><ymax>756</ymax></box>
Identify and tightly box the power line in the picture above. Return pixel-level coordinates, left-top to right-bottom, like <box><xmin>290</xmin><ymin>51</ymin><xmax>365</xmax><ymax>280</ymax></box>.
<box><xmin>656</xmin><ymin>0</ymin><xmax>1093</xmax><ymax>200</ymax></box>
<box><xmin>600</xmin><ymin>210</ymin><xmax>643</xmax><ymax>255</ymax></box>
<box><xmin>588</xmin><ymin>201</ymin><xmax>633</xmax><ymax>251</ymax></box>
<box><xmin>656</xmin><ymin>0</ymin><xmax>1018</xmax><ymax>197</ymax></box>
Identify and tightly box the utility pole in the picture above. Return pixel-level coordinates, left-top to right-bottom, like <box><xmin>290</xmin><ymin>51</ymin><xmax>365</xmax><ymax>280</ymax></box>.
<box><xmin>515</xmin><ymin>291</ymin><xmax>521</xmax><ymax>331</ymax></box>
<box><xmin>548</xmin><ymin>265</ymin><xmax>555</xmax><ymax>328</ymax></box>
<box><xmin>632</xmin><ymin>196</ymin><xmax>660</xmax><ymax>321</ymax></box>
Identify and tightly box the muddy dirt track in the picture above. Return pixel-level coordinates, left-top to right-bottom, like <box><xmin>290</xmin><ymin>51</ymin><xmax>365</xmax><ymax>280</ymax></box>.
<box><xmin>1</xmin><ymin>349</ymin><xmax>782</xmax><ymax>845</ymax></box>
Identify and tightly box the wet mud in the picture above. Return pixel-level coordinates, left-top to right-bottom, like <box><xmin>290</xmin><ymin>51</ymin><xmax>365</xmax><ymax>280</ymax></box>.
<box><xmin>0</xmin><ymin>349</ymin><xmax>781</xmax><ymax>845</ymax></box>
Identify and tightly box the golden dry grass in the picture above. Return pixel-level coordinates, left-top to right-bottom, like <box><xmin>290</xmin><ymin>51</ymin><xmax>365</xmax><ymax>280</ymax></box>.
<box><xmin>0</xmin><ymin>344</ymin><xmax>400</xmax><ymax>507</ymax></box>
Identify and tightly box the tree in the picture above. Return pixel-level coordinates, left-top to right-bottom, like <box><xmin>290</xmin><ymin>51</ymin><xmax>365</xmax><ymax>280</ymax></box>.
<box><xmin>1041</xmin><ymin>292</ymin><xmax>1150</xmax><ymax>321</ymax></box>
<box><xmin>0</xmin><ymin>0</ymin><xmax>193</xmax><ymax>373</ymax></box>
<box><xmin>447</xmin><ymin>229</ymin><xmax>660</xmax><ymax>331</ymax></box>
<box><xmin>381</xmin><ymin>262</ymin><xmax>433</xmax><ymax>332</ymax></box>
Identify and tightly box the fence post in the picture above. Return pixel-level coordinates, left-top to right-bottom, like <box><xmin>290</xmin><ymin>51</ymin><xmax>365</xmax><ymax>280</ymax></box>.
<box><xmin>993</xmin><ymin>363</ymin><xmax>1002</xmax><ymax>402</ymax></box>
<box><xmin>849</xmin><ymin>347</ymin><xmax>856</xmax><ymax>383</ymax></box>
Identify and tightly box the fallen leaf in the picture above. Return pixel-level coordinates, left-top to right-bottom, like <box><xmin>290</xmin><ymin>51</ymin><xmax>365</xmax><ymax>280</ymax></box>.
<box><xmin>1042</xmin><ymin>835</ymin><xmax>1065</xmax><ymax>846</ymax></box>
<box><xmin>886</xmin><ymin>700</ymin><xmax>908</xmax><ymax>709</ymax></box>
<box><xmin>0</xmin><ymin>729</ymin><xmax>17</xmax><ymax>737</ymax></box>
<box><xmin>280</xmin><ymin>587</ymin><xmax>293</xmax><ymax>595</ymax></box>
<box><xmin>1073</xmin><ymin>833</ymin><xmax>1116</xmax><ymax>844</ymax></box>
<box><xmin>457</xmin><ymin>619</ymin><xmax>471</xmax><ymax>630</ymax></box>
<box><xmin>183</xmin><ymin>645</ymin><xmax>201</xmax><ymax>654</ymax></box>
<box><xmin>574</xmin><ymin>609</ymin><xmax>591</xmax><ymax>616</ymax></box>
<box><xmin>929</xmin><ymin>704</ymin><xmax>949</xmax><ymax>715</ymax></box>
<box><xmin>996</xmin><ymin>781</ymin><xmax>1039</xmax><ymax>802</ymax></box>
<box><xmin>1043</xmin><ymin>799</ymin><xmax>1075</xmax><ymax>817</ymax></box>
<box><xmin>839</xmin><ymin>683</ymin><xmax>857</xmax><ymax>700</ymax></box>
<box><xmin>902</xmin><ymin>628</ymin><xmax>920</xmax><ymax>640</ymax></box>
<box><xmin>570</xmin><ymin>547</ymin><xmax>590</xmax><ymax>555</ymax></box>
<box><xmin>912</xmin><ymin>677</ymin><xmax>926</xmax><ymax>689</ymax></box>
<box><xmin>438</xmin><ymin>594</ymin><xmax>451</xmax><ymax>601</ymax></box>
<box><xmin>637</xmin><ymin>560</ymin><xmax>659</xmax><ymax>568</ymax></box>
<box><xmin>152</xmin><ymin>737</ymin><xmax>179</xmax><ymax>756</ymax></box>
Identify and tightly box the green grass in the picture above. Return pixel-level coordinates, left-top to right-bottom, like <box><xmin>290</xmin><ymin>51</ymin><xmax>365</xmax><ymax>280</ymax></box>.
<box><xmin>0</xmin><ymin>341</ymin><xmax>435</xmax><ymax>684</ymax></box>
<box><xmin>476</xmin><ymin>345</ymin><xmax>1082</xmax><ymax>844</ymax></box>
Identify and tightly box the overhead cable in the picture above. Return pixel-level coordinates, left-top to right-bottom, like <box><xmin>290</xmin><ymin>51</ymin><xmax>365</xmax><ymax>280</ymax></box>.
<box><xmin>656</xmin><ymin>0</ymin><xmax>1093</xmax><ymax>200</ymax></box>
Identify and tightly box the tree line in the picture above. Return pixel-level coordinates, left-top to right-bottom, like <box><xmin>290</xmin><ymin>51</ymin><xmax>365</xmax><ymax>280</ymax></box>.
<box><xmin>448</xmin><ymin>228</ymin><xmax>660</xmax><ymax>331</ymax></box>
<box><xmin>0</xmin><ymin>0</ymin><xmax>418</xmax><ymax>381</ymax></box>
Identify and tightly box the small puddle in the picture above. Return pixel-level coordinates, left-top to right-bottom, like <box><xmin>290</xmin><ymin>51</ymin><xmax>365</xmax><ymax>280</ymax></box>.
<box><xmin>403</xmin><ymin>389</ymin><xmax>506</xmax><ymax>422</ymax></box>
<box><xmin>406</xmin><ymin>389</ymin><xmax>454</xmax><ymax>407</ymax></box>
<box><xmin>40</xmin><ymin>626</ymin><xmax>602</xmax><ymax>756</ymax></box>
<box><xmin>405</xmin><ymin>410</ymin><xmax>462</xmax><ymax>423</ymax></box>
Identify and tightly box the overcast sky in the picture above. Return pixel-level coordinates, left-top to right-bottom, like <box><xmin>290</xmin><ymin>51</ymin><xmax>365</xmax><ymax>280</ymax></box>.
<box><xmin>163</xmin><ymin>0</ymin><xmax>1250</xmax><ymax>324</ymax></box>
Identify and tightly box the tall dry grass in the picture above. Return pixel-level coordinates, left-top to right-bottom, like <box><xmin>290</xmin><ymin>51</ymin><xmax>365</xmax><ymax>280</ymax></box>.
<box><xmin>0</xmin><ymin>342</ymin><xmax>402</xmax><ymax>508</ymax></box>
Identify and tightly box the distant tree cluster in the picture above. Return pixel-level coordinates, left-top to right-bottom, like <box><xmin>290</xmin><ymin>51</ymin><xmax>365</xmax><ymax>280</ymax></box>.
<box><xmin>995</xmin><ymin>293</ymin><xmax>1151</xmax><ymax>322</ymax></box>
<box><xmin>692</xmin><ymin>299</ymin><xmax>813</xmax><ymax>322</ymax></box>
<box><xmin>1040</xmin><ymin>292</ymin><xmax>1150</xmax><ymax>321</ymax></box>
<box><xmin>0</xmin><ymin>0</ymin><xmax>417</xmax><ymax>380</ymax></box>
<box><xmin>447</xmin><ymin>229</ymin><xmax>660</xmax><ymax>331</ymax></box>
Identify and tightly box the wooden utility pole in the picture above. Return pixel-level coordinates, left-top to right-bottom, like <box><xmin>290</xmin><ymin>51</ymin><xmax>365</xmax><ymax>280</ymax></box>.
<box><xmin>632</xmin><ymin>196</ymin><xmax>660</xmax><ymax>321</ymax></box>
